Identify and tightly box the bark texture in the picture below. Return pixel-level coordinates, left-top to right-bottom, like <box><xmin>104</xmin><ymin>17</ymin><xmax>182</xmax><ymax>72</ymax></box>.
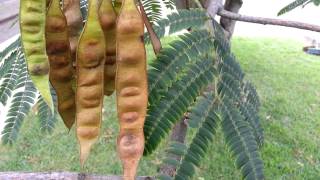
<box><xmin>218</xmin><ymin>9</ymin><xmax>320</xmax><ymax>32</ymax></box>
<box><xmin>220</xmin><ymin>0</ymin><xmax>243</xmax><ymax>40</ymax></box>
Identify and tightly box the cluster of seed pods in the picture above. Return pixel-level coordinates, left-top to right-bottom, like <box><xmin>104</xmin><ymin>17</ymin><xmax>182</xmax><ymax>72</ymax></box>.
<box><xmin>20</xmin><ymin>0</ymin><xmax>147</xmax><ymax>178</ymax></box>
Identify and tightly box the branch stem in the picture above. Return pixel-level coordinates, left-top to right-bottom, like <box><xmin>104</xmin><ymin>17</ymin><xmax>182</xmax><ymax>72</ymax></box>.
<box><xmin>217</xmin><ymin>9</ymin><xmax>320</xmax><ymax>32</ymax></box>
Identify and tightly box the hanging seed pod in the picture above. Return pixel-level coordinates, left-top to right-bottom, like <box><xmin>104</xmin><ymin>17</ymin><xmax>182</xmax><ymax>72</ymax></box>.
<box><xmin>76</xmin><ymin>0</ymin><xmax>106</xmax><ymax>165</ymax></box>
<box><xmin>99</xmin><ymin>0</ymin><xmax>117</xmax><ymax>96</ymax></box>
<box><xmin>116</xmin><ymin>0</ymin><xmax>148</xmax><ymax>179</ymax></box>
<box><xmin>20</xmin><ymin>0</ymin><xmax>53</xmax><ymax>110</ymax></box>
<box><xmin>63</xmin><ymin>0</ymin><xmax>83</xmax><ymax>63</ymax></box>
<box><xmin>45</xmin><ymin>0</ymin><xmax>75</xmax><ymax>129</ymax></box>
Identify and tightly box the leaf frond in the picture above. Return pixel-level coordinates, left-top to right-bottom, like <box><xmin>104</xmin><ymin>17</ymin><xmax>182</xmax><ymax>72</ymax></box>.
<box><xmin>1</xmin><ymin>81</ymin><xmax>37</xmax><ymax>144</ymax></box>
<box><xmin>37</xmin><ymin>87</ymin><xmax>58</xmax><ymax>133</ymax></box>
<box><xmin>148</xmin><ymin>30</ymin><xmax>213</xmax><ymax>105</ymax></box>
<box><xmin>144</xmin><ymin>57</ymin><xmax>216</xmax><ymax>155</ymax></box>
<box><xmin>172</xmin><ymin>94</ymin><xmax>220</xmax><ymax>180</ymax></box>
<box><xmin>278</xmin><ymin>0</ymin><xmax>309</xmax><ymax>16</ymax></box>
<box><xmin>0</xmin><ymin>49</ymin><xmax>24</xmax><ymax>106</ymax></box>
<box><xmin>144</xmin><ymin>9</ymin><xmax>209</xmax><ymax>43</ymax></box>
<box><xmin>220</xmin><ymin>98</ymin><xmax>264</xmax><ymax>180</ymax></box>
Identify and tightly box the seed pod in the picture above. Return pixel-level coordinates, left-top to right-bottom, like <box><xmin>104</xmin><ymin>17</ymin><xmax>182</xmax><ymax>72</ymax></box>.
<box><xmin>45</xmin><ymin>0</ymin><xmax>75</xmax><ymax>129</ymax></box>
<box><xmin>116</xmin><ymin>0</ymin><xmax>148</xmax><ymax>179</ymax></box>
<box><xmin>76</xmin><ymin>0</ymin><xmax>106</xmax><ymax>165</ymax></box>
<box><xmin>63</xmin><ymin>0</ymin><xmax>83</xmax><ymax>63</ymax></box>
<box><xmin>20</xmin><ymin>0</ymin><xmax>53</xmax><ymax>110</ymax></box>
<box><xmin>99</xmin><ymin>0</ymin><xmax>117</xmax><ymax>95</ymax></box>
<box><xmin>113</xmin><ymin>0</ymin><xmax>122</xmax><ymax>15</ymax></box>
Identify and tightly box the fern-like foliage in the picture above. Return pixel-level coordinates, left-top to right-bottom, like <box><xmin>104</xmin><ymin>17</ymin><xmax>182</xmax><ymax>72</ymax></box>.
<box><xmin>158</xmin><ymin>94</ymin><xmax>220</xmax><ymax>180</ymax></box>
<box><xmin>144</xmin><ymin>9</ymin><xmax>209</xmax><ymax>43</ymax></box>
<box><xmin>220</xmin><ymin>98</ymin><xmax>264</xmax><ymax>179</ymax></box>
<box><xmin>144</xmin><ymin>57</ymin><xmax>216</xmax><ymax>155</ymax></box>
<box><xmin>148</xmin><ymin>30</ymin><xmax>213</xmax><ymax>104</ymax></box>
<box><xmin>37</xmin><ymin>86</ymin><xmax>58</xmax><ymax>133</ymax></box>
<box><xmin>162</xmin><ymin>0</ymin><xmax>175</xmax><ymax>10</ymax></box>
<box><xmin>0</xmin><ymin>48</ymin><xmax>24</xmax><ymax>106</ymax></box>
<box><xmin>1</xmin><ymin>55</ymin><xmax>37</xmax><ymax>144</ymax></box>
<box><xmin>144</xmin><ymin>8</ymin><xmax>264</xmax><ymax>178</ymax></box>
<box><xmin>277</xmin><ymin>0</ymin><xmax>310</xmax><ymax>16</ymax></box>
<box><xmin>141</xmin><ymin>0</ymin><xmax>162</xmax><ymax>23</ymax></box>
<box><xmin>0</xmin><ymin>37</ymin><xmax>20</xmax><ymax>63</ymax></box>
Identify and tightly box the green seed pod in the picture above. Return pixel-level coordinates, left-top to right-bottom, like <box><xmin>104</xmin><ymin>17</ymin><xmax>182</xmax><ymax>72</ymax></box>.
<box><xmin>20</xmin><ymin>0</ymin><xmax>53</xmax><ymax>110</ymax></box>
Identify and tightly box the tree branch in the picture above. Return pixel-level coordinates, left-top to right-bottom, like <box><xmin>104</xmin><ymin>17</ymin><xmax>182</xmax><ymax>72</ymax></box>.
<box><xmin>139</xmin><ymin>0</ymin><xmax>162</xmax><ymax>55</ymax></box>
<box><xmin>217</xmin><ymin>9</ymin><xmax>320</xmax><ymax>32</ymax></box>
<box><xmin>0</xmin><ymin>172</ymin><xmax>154</xmax><ymax>180</ymax></box>
<box><xmin>206</xmin><ymin>0</ymin><xmax>223</xmax><ymax>18</ymax></box>
<box><xmin>220</xmin><ymin>0</ymin><xmax>243</xmax><ymax>39</ymax></box>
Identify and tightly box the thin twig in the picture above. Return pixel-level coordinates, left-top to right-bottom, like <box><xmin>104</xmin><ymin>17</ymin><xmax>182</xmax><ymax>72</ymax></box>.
<box><xmin>217</xmin><ymin>9</ymin><xmax>320</xmax><ymax>32</ymax></box>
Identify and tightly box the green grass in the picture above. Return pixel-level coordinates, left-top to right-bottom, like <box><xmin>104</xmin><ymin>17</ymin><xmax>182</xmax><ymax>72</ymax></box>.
<box><xmin>1</xmin><ymin>37</ymin><xmax>320</xmax><ymax>179</ymax></box>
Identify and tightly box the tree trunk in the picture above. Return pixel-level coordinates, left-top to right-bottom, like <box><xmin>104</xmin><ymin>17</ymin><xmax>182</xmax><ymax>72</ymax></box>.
<box><xmin>159</xmin><ymin>120</ymin><xmax>188</xmax><ymax>176</ymax></box>
<box><xmin>174</xmin><ymin>0</ymin><xmax>188</xmax><ymax>9</ymax></box>
<box><xmin>220</xmin><ymin>0</ymin><xmax>243</xmax><ymax>40</ymax></box>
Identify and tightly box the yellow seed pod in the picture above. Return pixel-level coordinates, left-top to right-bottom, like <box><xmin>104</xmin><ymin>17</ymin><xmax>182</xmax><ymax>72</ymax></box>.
<box><xmin>45</xmin><ymin>0</ymin><xmax>76</xmax><ymax>129</ymax></box>
<box><xmin>20</xmin><ymin>0</ymin><xmax>53</xmax><ymax>110</ymax></box>
<box><xmin>76</xmin><ymin>0</ymin><xmax>106</xmax><ymax>165</ymax></box>
<box><xmin>99</xmin><ymin>0</ymin><xmax>117</xmax><ymax>96</ymax></box>
<box><xmin>116</xmin><ymin>0</ymin><xmax>148</xmax><ymax>179</ymax></box>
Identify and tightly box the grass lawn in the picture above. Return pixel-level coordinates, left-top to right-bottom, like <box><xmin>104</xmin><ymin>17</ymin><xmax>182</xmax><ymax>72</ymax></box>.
<box><xmin>0</xmin><ymin>37</ymin><xmax>320</xmax><ymax>179</ymax></box>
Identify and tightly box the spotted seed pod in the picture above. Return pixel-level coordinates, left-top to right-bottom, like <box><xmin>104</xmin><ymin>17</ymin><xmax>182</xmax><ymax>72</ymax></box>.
<box><xmin>45</xmin><ymin>0</ymin><xmax>76</xmax><ymax>129</ymax></box>
<box><xmin>76</xmin><ymin>0</ymin><xmax>106</xmax><ymax>165</ymax></box>
<box><xmin>116</xmin><ymin>0</ymin><xmax>148</xmax><ymax>179</ymax></box>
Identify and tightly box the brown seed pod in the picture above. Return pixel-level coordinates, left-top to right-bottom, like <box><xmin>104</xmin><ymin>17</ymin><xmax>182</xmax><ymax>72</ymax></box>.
<box><xmin>116</xmin><ymin>0</ymin><xmax>148</xmax><ymax>179</ymax></box>
<box><xmin>45</xmin><ymin>0</ymin><xmax>76</xmax><ymax>129</ymax></box>
<box><xmin>99</xmin><ymin>0</ymin><xmax>117</xmax><ymax>96</ymax></box>
<box><xmin>63</xmin><ymin>0</ymin><xmax>83</xmax><ymax>64</ymax></box>
<box><xmin>76</xmin><ymin>0</ymin><xmax>106</xmax><ymax>165</ymax></box>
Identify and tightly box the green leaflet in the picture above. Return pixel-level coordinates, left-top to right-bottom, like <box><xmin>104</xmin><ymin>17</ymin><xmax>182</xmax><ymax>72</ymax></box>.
<box><xmin>173</xmin><ymin>94</ymin><xmax>220</xmax><ymax>180</ymax></box>
<box><xmin>148</xmin><ymin>30</ymin><xmax>213</xmax><ymax>105</ymax></box>
<box><xmin>141</xmin><ymin>0</ymin><xmax>162</xmax><ymax>22</ymax></box>
<box><xmin>1</xmin><ymin>72</ymin><xmax>37</xmax><ymax>144</ymax></box>
<box><xmin>0</xmin><ymin>49</ymin><xmax>24</xmax><ymax>105</ymax></box>
<box><xmin>144</xmin><ymin>57</ymin><xmax>216</xmax><ymax>155</ymax></box>
<box><xmin>20</xmin><ymin>0</ymin><xmax>53</xmax><ymax>111</ymax></box>
<box><xmin>277</xmin><ymin>0</ymin><xmax>309</xmax><ymax>16</ymax></box>
<box><xmin>220</xmin><ymin>99</ymin><xmax>264</xmax><ymax>180</ymax></box>
<box><xmin>144</xmin><ymin>9</ymin><xmax>208</xmax><ymax>43</ymax></box>
<box><xmin>38</xmin><ymin>85</ymin><xmax>58</xmax><ymax>133</ymax></box>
